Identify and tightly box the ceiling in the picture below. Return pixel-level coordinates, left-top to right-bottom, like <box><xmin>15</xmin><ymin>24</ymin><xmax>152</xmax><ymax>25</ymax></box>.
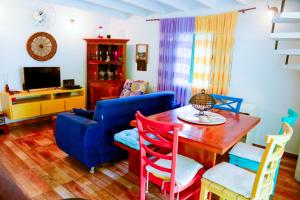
<box><xmin>42</xmin><ymin>0</ymin><xmax>252</xmax><ymax>19</ymax></box>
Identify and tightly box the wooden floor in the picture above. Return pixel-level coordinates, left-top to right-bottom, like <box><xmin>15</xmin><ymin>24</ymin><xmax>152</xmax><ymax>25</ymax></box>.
<box><xmin>0</xmin><ymin>120</ymin><xmax>299</xmax><ymax>200</ymax></box>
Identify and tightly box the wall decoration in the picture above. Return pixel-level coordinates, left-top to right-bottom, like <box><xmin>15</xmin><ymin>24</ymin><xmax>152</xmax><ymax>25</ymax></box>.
<box><xmin>32</xmin><ymin>6</ymin><xmax>56</xmax><ymax>27</ymax></box>
<box><xmin>26</xmin><ymin>32</ymin><xmax>57</xmax><ymax>61</ymax></box>
<box><xmin>136</xmin><ymin>44</ymin><xmax>148</xmax><ymax>71</ymax></box>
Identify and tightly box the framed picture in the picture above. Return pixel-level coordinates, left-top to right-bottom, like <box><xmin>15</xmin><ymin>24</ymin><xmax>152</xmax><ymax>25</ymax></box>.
<box><xmin>136</xmin><ymin>44</ymin><xmax>148</xmax><ymax>71</ymax></box>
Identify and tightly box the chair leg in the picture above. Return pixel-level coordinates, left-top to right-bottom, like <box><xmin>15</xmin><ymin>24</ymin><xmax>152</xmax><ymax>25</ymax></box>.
<box><xmin>271</xmin><ymin>161</ymin><xmax>281</xmax><ymax>195</ymax></box>
<box><xmin>140</xmin><ymin>167</ymin><xmax>146</xmax><ymax>200</ymax></box>
<box><xmin>200</xmin><ymin>180</ymin><xmax>209</xmax><ymax>200</ymax></box>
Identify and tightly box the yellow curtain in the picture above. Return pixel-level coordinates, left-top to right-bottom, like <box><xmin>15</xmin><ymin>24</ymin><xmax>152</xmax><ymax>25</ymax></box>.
<box><xmin>193</xmin><ymin>12</ymin><xmax>238</xmax><ymax>95</ymax></box>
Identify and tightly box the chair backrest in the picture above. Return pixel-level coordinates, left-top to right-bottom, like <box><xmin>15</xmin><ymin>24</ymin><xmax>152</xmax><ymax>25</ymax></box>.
<box><xmin>210</xmin><ymin>94</ymin><xmax>243</xmax><ymax>113</ymax></box>
<box><xmin>278</xmin><ymin>108</ymin><xmax>298</xmax><ymax>135</ymax></box>
<box><xmin>251</xmin><ymin>123</ymin><xmax>293</xmax><ymax>199</ymax></box>
<box><xmin>136</xmin><ymin>111</ymin><xmax>183</xmax><ymax>198</ymax></box>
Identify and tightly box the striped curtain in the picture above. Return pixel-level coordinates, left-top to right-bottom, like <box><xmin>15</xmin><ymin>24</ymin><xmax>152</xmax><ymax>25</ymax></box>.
<box><xmin>157</xmin><ymin>17</ymin><xmax>195</xmax><ymax>106</ymax></box>
<box><xmin>191</xmin><ymin>33</ymin><xmax>213</xmax><ymax>95</ymax></box>
<box><xmin>192</xmin><ymin>12</ymin><xmax>238</xmax><ymax>95</ymax></box>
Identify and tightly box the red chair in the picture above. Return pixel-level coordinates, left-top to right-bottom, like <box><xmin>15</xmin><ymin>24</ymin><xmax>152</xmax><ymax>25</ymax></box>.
<box><xmin>136</xmin><ymin>111</ymin><xmax>205</xmax><ymax>200</ymax></box>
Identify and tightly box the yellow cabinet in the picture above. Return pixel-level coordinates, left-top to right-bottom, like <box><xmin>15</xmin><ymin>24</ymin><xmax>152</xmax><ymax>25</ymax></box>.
<box><xmin>11</xmin><ymin>102</ymin><xmax>41</xmax><ymax>120</ymax></box>
<box><xmin>41</xmin><ymin>100</ymin><xmax>65</xmax><ymax>115</ymax></box>
<box><xmin>65</xmin><ymin>97</ymin><xmax>85</xmax><ymax>111</ymax></box>
<box><xmin>1</xmin><ymin>88</ymin><xmax>85</xmax><ymax>121</ymax></box>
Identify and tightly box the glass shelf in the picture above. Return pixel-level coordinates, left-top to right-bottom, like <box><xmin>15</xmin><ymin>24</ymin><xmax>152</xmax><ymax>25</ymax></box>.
<box><xmin>88</xmin><ymin>60</ymin><xmax>124</xmax><ymax>65</ymax></box>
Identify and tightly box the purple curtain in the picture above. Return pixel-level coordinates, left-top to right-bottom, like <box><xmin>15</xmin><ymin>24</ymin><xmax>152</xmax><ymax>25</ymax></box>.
<box><xmin>157</xmin><ymin>17</ymin><xmax>195</xmax><ymax>106</ymax></box>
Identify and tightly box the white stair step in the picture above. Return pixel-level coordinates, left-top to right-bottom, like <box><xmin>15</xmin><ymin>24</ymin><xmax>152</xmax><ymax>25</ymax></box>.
<box><xmin>273</xmin><ymin>12</ymin><xmax>300</xmax><ymax>23</ymax></box>
<box><xmin>269</xmin><ymin>32</ymin><xmax>300</xmax><ymax>40</ymax></box>
<box><xmin>274</xmin><ymin>49</ymin><xmax>300</xmax><ymax>55</ymax></box>
<box><xmin>283</xmin><ymin>64</ymin><xmax>300</xmax><ymax>70</ymax></box>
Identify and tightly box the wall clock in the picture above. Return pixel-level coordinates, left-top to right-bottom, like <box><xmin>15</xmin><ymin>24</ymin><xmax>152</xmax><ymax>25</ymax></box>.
<box><xmin>26</xmin><ymin>32</ymin><xmax>57</xmax><ymax>61</ymax></box>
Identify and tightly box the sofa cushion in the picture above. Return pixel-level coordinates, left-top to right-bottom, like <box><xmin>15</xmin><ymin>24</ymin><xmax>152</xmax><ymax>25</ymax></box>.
<box><xmin>114</xmin><ymin>128</ymin><xmax>155</xmax><ymax>150</ymax></box>
<box><xmin>146</xmin><ymin>153</ymin><xmax>203</xmax><ymax>187</ymax></box>
<box><xmin>120</xmin><ymin>79</ymin><xmax>148</xmax><ymax>97</ymax></box>
<box><xmin>203</xmin><ymin>162</ymin><xmax>255</xmax><ymax>198</ymax></box>
<box><xmin>229</xmin><ymin>142</ymin><xmax>264</xmax><ymax>163</ymax></box>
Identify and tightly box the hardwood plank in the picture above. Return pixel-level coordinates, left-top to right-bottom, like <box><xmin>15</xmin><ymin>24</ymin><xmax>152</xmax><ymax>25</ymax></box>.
<box><xmin>0</xmin><ymin>120</ymin><xmax>298</xmax><ymax>200</ymax></box>
<box><xmin>41</xmin><ymin>163</ymin><xmax>73</xmax><ymax>185</ymax></box>
<box><xmin>14</xmin><ymin>170</ymin><xmax>43</xmax><ymax>198</ymax></box>
<box><xmin>53</xmin><ymin>186</ymin><xmax>75</xmax><ymax>199</ymax></box>
<box><xmin>42</xmin><ymin>190</ymin><xmax>62</xmax><ymax>200</ymax></box>
<box><xmin>64</xmin><ymin>180</ymin><xmax>97</xmax><ymax>200</ymax></box>
<box><xmin>33</xmin><ymin>165</ymin><xmax>61</xmax><ymax>188</ymax></box>
<box><xmin>54</xmin><ymin>160</ymin><xmax>83</xmax><ymax>180</ymax></box>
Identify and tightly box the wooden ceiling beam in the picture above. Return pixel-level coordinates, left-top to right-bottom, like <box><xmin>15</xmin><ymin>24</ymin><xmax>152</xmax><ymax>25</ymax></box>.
<box><xmin>194</xmin><ymin>0</ymin><xmax>216</xmax><ymax>8</ymax></box>
<box><xmin>155</xmin><ymin>0</ymin><xmax>190</xmax><ymax>11</ymax></box>
<box><xmin>83</xmin><ymin>0</ymin><xmax>152</xmax><ymax>16</ymax></box>
<box><xmin>43</xmin><ymin>0</ymin><xmax>130</xmax><ymax>18</ymax></box>
<box><xmin>234</xmin><ymin>0</ymin><xmax>249</xmax><ymax>5</ymax></box>
<box><xmin>120</xmin><ymin>0</ymin><xmax>174</xmax><ymax>14</ymax></box>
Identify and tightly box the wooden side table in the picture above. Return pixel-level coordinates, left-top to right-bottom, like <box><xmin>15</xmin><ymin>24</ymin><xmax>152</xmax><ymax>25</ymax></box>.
<box><xmin>0</xmin><ymin>112</ymin><xmax>9</xmax><ymax>135</ymax></box>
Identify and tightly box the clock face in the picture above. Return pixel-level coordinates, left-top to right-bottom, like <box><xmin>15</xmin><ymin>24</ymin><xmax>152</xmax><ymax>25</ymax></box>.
<box><xmin>27</xmin><ymin>32</ymin><xmax>57</xmax><ymax>61</ymax></box>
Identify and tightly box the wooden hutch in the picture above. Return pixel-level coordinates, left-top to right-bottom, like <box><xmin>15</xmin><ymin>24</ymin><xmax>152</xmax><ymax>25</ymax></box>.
<box><xmin>84</xmin><ymin>38</ymin><xmax>129</xmax><ymax>109</ymax></box>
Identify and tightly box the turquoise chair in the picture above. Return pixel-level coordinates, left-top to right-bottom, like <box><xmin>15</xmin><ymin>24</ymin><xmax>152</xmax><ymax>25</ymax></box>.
<box><xmin>211</xmin><ymin>94</ymin><xmax>243</xmax><ymax>113</ymax></box>
<box><xmin>229</xmin><ymin>108</ymin><xmax>298</xmax><ymax>195</ymax></box>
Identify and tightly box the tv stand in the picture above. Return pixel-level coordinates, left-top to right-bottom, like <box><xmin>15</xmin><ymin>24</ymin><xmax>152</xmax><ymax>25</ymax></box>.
<box><xmin>0</xmin><ymin>88</ymin><xmax>85</xmax><ymax>121</ymax></box>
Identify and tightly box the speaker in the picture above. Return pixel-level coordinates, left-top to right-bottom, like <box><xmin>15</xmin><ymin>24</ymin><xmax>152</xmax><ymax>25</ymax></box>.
<box><xmin>63</xmin><ymin>79</ymin><xmax>75</xmax><ymax>88</ymax></box>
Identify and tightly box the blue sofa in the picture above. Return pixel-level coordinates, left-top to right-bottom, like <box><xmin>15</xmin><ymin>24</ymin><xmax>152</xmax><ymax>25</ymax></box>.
<box><xmin>55</xmin><ymin>91</ymin><xmax>177</xmax><ymax>172</ymax></box>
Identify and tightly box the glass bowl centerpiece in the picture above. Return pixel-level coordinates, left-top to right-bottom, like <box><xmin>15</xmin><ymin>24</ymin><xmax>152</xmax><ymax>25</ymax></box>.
<box><xmin>189</xmin><ymin>89</ymin><xmax>216</xmax><ymax>116</ymax></box>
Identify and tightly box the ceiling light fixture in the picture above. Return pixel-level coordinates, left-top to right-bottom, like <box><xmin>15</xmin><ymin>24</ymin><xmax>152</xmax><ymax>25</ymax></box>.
<box><xmin>70</xmin><ymin>18</ymin><xmax>75</xmax><ymax>24</ymax></box>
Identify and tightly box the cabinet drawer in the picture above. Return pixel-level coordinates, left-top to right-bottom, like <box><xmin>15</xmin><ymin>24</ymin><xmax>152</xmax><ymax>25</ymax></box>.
<box><xmin>41</xmin><ymin>100</ymin><xmax>65</xmax><ymax>115</ymax></box>
<box><xmin>65</xmin><ymin>97</ymin><xmax>85</xmax><ymax>111</ymax></box>
<box><xmin>11</xmin><ymin>102</ymin><xmax>41</xmax><ymax>120</ymax></box>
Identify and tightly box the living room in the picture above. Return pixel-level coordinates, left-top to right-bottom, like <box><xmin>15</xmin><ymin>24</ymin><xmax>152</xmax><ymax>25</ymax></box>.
<box><xmin>0</xmin><ymin>0</ymin><xmax>300</xmax><ymax>199</ymax></box>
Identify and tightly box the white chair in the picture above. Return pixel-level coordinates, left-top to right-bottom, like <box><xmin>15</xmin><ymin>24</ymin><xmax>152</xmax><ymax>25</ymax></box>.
<box><xmin>200</xmin><ymin>123</ymin><xmax>293</xmax><ymax>200</ymax></box>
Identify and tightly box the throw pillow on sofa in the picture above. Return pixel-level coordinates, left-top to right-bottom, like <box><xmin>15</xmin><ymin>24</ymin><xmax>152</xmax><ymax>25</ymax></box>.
<box><xmin>120</xmin><ymin>79</ymin><xmax>148</xmax><ymax>97</ymax></box>
<box><xmin>73</xmin><ymin>108</ymin><xmax>94</xmax><ymax>119</ymax></box>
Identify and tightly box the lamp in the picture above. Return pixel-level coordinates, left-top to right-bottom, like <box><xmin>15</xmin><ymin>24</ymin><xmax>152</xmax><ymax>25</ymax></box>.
<box><xmin>268</xmin><ymin>5</ymin><xmax>279</xmax><ymax>16</ymax></box>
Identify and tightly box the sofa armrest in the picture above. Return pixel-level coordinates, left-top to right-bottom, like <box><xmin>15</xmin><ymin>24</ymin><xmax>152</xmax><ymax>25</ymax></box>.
<box><xmin>56</xmin><ymin>112</ymin><xmax>98</xmax><ymax>132</ymax></box>
<box><xmin>55</xmin><ymin>113</ymin><xmax>99</xmax><ymax>159</ymax></box>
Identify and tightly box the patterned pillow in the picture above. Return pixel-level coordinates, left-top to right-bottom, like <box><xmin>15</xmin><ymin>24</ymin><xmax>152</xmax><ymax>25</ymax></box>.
<box><xmin>120</xmin><ymin>79</ymin><xmax>148</xmax><ymax>97</ymax></box>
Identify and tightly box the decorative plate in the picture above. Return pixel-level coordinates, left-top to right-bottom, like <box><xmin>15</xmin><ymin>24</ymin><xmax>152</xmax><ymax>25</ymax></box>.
<box><xmin>177</xmin><ymin>105</ymin><xmax>226</xmax><ymax>125</ymax></box>
<box><xmin>26</xmin><ymin>32</ymin><xmax>57</xmax><ymax>61</ymax></box>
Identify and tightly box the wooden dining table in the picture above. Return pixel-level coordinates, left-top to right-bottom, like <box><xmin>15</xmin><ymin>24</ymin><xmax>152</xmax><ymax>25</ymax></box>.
<box><xmin>131</xmin><ymin>105</ymin><xmax>261</xmax><ymax>169</ymax></box>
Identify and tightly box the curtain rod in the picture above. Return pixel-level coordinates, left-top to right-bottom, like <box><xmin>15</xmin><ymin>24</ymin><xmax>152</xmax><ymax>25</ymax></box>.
<box><xmin>145</xmin><ymin>7</ymin><xmax>256</xmax><ymax>21</ymax></box>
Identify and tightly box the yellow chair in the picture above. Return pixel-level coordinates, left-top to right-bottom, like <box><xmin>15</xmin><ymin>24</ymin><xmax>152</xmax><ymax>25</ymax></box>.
<box><xmin>200</xmin><ymin>122</ymin><xmax>293</xmax><ymax>200</ymax></box>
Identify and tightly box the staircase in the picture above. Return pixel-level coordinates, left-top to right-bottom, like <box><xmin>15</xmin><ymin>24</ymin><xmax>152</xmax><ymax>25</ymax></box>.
<box><xmin>269</xmin><ymin>0</ymin><xmax>300</xmax><ymax>69</ymax></box>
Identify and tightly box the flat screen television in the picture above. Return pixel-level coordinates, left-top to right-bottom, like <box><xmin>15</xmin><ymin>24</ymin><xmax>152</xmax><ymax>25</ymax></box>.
<box><xmin>24</xmin><ymin>67</ymin><xmax>61</xmax><ymax>90</ymax></box>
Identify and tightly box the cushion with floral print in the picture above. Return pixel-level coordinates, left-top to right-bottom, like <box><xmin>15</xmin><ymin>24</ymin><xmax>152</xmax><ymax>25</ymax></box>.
<box><xmin>120</xmin><ymin>79</ymin><xmax>148</xmax><ymax>97</ymax></box>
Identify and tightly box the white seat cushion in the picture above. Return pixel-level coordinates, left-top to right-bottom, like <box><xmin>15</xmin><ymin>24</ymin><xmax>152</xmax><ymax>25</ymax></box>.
<box><xmin>203</xmin><ymin>162</ymin><xmax>255</xmax><ymax>198</ymax></box>
<box><xmin>146</xmin><ymin>153</ymin><xmax>203</xmax><ymax>187</ymax></box>
<box><xmin>229</xmin><ymin>142</ymin><xmax>264</xmax><ymax>162</ymax></box>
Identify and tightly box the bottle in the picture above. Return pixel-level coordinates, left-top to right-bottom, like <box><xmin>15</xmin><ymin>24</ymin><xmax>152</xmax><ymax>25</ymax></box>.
<box><xmin>5</xmin><ymin>84</ymin><xmax>9</xmax><ymax>93</ymax></box>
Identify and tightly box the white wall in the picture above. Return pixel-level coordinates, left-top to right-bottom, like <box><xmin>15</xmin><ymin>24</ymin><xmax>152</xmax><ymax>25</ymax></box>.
<box><xmin>108</xmin><ymin>16</ymin><xmax>160</xmax><ymax>92</ymax></box>
<box><xmin>109</xmin><ymin>0</ymin><xmax>300</xmax><ymax>154</ymax></box>
<box><xmin>0</xmin><ymin>0</ymin><xmax>110</xmax><ymax>91</ymax></box>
